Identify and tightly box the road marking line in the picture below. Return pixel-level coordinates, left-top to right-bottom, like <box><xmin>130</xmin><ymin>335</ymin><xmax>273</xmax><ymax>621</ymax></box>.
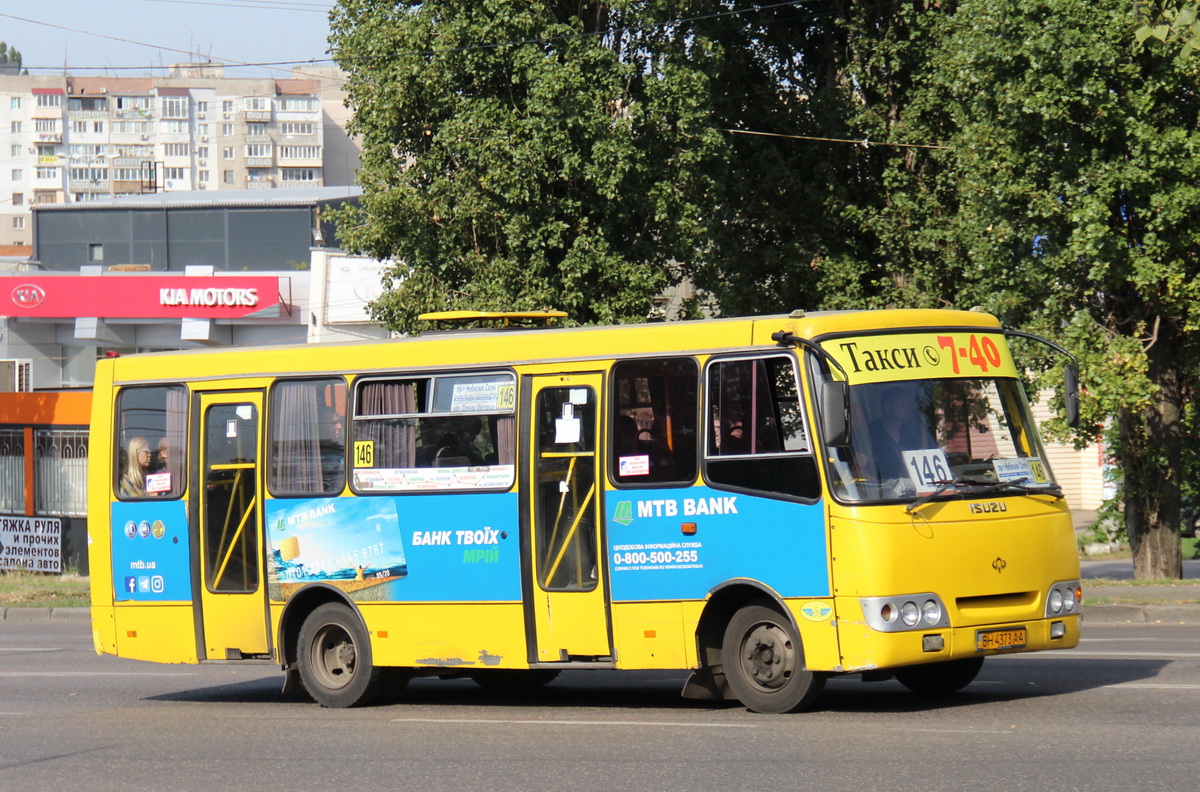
<box><xmin>997</xmin><ymin>651</ymin><xmax>1200</xmax><ymax>659</ymax></box>
<box><xmin>0</xmin><ymin>648</ymin><xmax>64</xmax><ymax>652</ymax></box>
<box><xmin>0</xmin><ymin>672</ymin><xmax>195</xmax><ymax>677</ymax></box>
<box><xmin>1107</xmin><ymin>683</ymin><xmax>1200</xmax><ymax>690</ymax></box>
<box><xmin>390</xmin><ymin>718</ymin><xmax>758</xmax><ymax>728</ymax></box>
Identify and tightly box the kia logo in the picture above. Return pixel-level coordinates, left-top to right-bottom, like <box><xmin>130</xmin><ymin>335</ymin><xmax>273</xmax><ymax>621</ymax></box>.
<box><xmin>12</xmin><ymin>284</ymin><xmax>46</xmax><ymax>308</ymax></box>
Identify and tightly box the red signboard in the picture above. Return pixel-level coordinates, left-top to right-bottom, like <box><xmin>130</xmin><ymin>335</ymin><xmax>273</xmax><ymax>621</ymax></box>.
<box><xmin>0</xmin><ymin>276</ymin><xmax>283</xmax><ymax>319</ymax></box>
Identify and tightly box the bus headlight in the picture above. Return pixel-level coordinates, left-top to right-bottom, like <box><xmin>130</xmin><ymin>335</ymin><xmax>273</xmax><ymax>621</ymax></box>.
<box><xmin>861</xmin><ymin>593</ymin><xmax>950</xmax><ymax>632</ymax></box>
<box><xmin>1044</xmin><ymin>580</ymin><xmax>1081</xmax><ymax>618</ymax></box>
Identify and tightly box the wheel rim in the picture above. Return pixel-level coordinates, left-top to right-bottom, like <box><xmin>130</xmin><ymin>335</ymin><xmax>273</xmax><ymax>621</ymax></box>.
<box><xmin>735</xmin><ymin>619</ymin><xmax>798</xmax><ymax>693</ymax></box>
<box><xmin>309</xmin><ymin>622</ymin><xmax>357</xmax><ymax>691</ymax></box>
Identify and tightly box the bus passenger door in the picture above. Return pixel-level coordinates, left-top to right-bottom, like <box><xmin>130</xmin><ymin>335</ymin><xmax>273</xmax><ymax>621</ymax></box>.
<box><xmin>524</xmin><ymin>373</ymin><xmax>612</xmax><ymax>662</ymax></box>
<box><xmin>196</xmin><ymin>392</ymin><xmax>270</xmax><ymax>660</ymax></box>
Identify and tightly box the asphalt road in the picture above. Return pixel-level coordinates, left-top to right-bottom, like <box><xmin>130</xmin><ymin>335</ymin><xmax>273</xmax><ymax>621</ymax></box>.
<box><xmin>3</xmin><ymin>619</ymin><xmax>1199</xmax><ymax>791</ymax></box>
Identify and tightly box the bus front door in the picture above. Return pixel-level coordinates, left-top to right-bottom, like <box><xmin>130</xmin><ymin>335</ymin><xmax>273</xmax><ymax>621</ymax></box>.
<box><xmin>196</xmin><ymin>392</ymin><xmax>270</xmax><ymax>660</ymax></box>
<box><xmin>524</xmin><ymin>374</ymin><xmax>612</xmax><ymax>663</ymax></box>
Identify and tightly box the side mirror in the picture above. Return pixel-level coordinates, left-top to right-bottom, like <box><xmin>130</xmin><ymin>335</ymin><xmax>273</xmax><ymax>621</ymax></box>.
<box><xmin>1064</xmin><ymin>363</ymin><xmax>1080</xmax><ymax>429</ymax></box>
<box><xmin>821</xmin><ymin>381</ymin><xmax>850</xmax><ymax>447</ymax></box>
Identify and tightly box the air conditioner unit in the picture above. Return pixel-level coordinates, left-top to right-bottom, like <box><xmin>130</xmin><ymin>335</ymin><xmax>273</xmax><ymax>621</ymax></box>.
<box><xmin>141</xmin><ymin>134</ymin><xmax>150</xmax><ymax>140</ymax></box>
<box><xmin>199</xmin><ymin>159</ymin><xmax>207</xmax><ymax>166</ymax></box>
<box><xmin>198</xmin><ymin>112</ymin><xmax>206</xmax><ymax>120</ymax></box>
<box><xmin>200</xmin><ymin>136</ymin><xmax>208</xmax><ymax>142</ymax></box>
<box><xmin>0</xmin><ymin>359</ymin><xmax>32</xmax><ymax>393</ymax></box>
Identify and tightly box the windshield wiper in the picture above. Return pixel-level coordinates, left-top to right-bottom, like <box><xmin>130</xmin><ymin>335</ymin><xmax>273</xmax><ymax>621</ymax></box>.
<box><xmin>905</xmin><ymin>476</ymin><xmax>1063</xmax><ymax>515</ymax></box>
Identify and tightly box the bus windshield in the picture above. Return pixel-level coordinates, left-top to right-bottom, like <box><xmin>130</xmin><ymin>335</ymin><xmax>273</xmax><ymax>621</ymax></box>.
<box><xmin>826</xmin><ymin>376</ymin><xmax>1058</xmax><ymax>504</ymax></box>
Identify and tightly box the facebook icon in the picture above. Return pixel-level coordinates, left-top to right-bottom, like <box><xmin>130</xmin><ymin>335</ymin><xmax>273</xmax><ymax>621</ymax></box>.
<box><xmin>124</xmin><ymin>577</ymin><xmax>137</xmax><ymax>593</ymax></box>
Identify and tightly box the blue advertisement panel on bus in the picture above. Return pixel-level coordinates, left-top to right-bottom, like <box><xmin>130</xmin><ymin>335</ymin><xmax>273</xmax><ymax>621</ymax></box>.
<box><xmin>110</xmin><ymin>500</ymin><xmax>192</xmax><ymax>601</ymax></box>
<box><xmin>606</xmin><ymin>486</ymin><xmax>829</xmax><ymax>602</ymax></box>
<box><xmin>264</xmin><ymin>492</ymin><xmax>522</xmax><ymax>603</ymax></box>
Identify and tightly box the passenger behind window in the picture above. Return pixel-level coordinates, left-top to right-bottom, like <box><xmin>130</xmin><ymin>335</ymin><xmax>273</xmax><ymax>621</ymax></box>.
<box><xmin>120</xmin><ymin>436</ymin><xmax>152</xmax><ymax>497</ymax></box>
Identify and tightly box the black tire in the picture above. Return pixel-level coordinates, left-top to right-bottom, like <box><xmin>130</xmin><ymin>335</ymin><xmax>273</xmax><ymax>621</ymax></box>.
<box><xmin>722</xmin><ymin>601</ymin><xmax>825</xmax><ymax>714</ymax></box>
<box><xmin>469</xmin><ymin>669</ymin><xmax>561</xmax><ymax>691</ymax></box>
<box><xmin>894</xmin><ymin>657</ymin><xmax>985</xmax><ymax>695</ymax></box>
<box><xmin>296</xmin><ymin>602</ymin><xmax>384</xmax><ymax>708</ymax></box>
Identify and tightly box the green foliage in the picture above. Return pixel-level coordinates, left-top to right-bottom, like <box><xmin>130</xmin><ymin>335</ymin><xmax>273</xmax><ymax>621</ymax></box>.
<box><xmin>1134</xmin><ymin>2</ymin><xmax>1200</xmax><ymax>56</ymax></box>
<box><xmin>329</xmin><ymin>1</ymin><xmax>736</xmax><ymax>332</ymax></box>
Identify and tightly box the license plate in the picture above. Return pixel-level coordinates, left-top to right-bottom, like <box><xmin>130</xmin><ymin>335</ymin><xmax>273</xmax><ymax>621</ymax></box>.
<box><xmin>976</xmin><ymin>627</ymin><xmax>1027</xmax><ymax>652</ymax></box>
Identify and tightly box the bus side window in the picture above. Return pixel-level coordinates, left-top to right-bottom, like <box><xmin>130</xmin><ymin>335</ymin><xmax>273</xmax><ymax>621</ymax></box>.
<box><xmin>351</xmin><ymin>372</ymin><xmax>516</xmax><ymax>492</ymax></box>
<box><xmin>704</xmin><ymin>356</ymin><xmax>820</xmax><ymax>501</ymax></box>
<box><xmin>269</xmin><ymin>378</ymin><xmax>348</xmax><ymax>496</ymax></box>
<box><xmin>114</xmin><ymin>385</ymin><xmax>187</xmax><ymax>500</ymax></box>
<box><xmin>610</xmin><ymin>357</ymin><xmax>698</xmax><ymax>486</ymax></box>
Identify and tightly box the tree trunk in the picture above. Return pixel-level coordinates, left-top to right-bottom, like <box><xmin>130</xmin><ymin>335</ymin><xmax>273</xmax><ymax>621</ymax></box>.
<box><xmin>1123</xmin><ymin>326</ymin><xmax>1183</xmax><ymax>580</ymax></box>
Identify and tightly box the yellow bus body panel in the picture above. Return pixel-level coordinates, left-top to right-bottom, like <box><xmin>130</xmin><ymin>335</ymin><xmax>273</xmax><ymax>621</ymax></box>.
<box><xmin>112</xmin><ymin>604</ymin><xmax>200</xmax><ymax>664</ymax></box>
<box><xmin>355</xmin><ymin>603</ymin><xmax>529</xmax><ymax>669</ymax></box>
<box><xmin>612</xmin><ymin>602</ymin><xmax>689</xmax><ymax>669</ymax></box>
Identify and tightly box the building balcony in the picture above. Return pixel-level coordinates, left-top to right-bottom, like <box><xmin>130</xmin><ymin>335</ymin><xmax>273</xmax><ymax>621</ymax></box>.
<box><xmin>244</xmin><ymin>111</ymin><xmax>273</xmax><ymax>122</ymax></box>
<box><xmin>245</xmin><ymin>157</ymin><xmax>274</xmax><ymax>167</ymax></box>
<box><xmin>245</xmin><ymin>179</ymin><xmax>275</xmax><ymax>189</ymax></box>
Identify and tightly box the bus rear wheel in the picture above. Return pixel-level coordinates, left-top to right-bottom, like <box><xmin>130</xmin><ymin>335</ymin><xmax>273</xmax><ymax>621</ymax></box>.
<box><xmin>893</xmin><ymin>657</ymin><xmax>985</xmax><ymax>695</ymax></box>
<box><xmin>297</xmin><ymin>602</ymin><xmax>384</xmax><ymax>708</ymax></box>
<box><xmin>722</xmin><ymin>601</ymin><xmax>825</xmax><ymax>714</ymax></box>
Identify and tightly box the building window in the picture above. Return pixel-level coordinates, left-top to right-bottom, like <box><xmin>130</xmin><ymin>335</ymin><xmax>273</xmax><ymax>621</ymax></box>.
<box><xmin>9</xmin><ymin>144</ymin><xmax>19</xmax><ymax>157</ymax></box>
<box><xmin>198</xmin><ymin>170</ymin><xmax>209</xmax><ymax>182</ymax></box>
<box><xmin>280</xmin><ymin>168</ymin><xmax>317</xmax><ymax>182</ymax></box>
<box><xmin>35</xmin><ymin>119</ymin><xmax>59</xmax><ymax>133</ymax></box>
<box><xmin>11</xmin><ymin>193</ymin><xmax>23</xmax><ymax>206</ymax></box>
<box><xmin>280</xmin><ymin>146</ymin><xmax>321</xmax><ymax>160</ymax></box>
<box><xmin>69</xmin><ymin>167</ymin><xmax>108</xmax><ymax>182</ymax></box>
<box><xmin>245</xmin><ymin>143</ymin><xmax>272</xmax><ymax>158</ymax></box>
<box><xmin>222</xmin><ymin>147</ymin><xmax>234</xmax><ymax>159</ymax></box>
<box><xmin>12</xmin><ymin>217</ymin><xmax>25</xmax><ymax>230</ymax></box>
<box><xmin>9</xmin><ymin>97</ymin><xmax>19</xmax><ymax>110</ymax></box>
<box><xmin>35</xmin><ymin>93</ymin><xmax>62</xmax><ymax>108</ymax></box>
<box><xmin>223</xmin><ymin>170</ymin><xmax>235</xmax><ymax>184</ymax></box>
<box><xmin>244</xmin><ymin>97</ymin><xmax>270</xmax><ymax>112</ymax></box>
<box><xmin>197</xmin><ymin>101</ymin><xmax>208</xmax><ymax>113</ymax></box>
<box><xmin>113</xmin><ymin>167</ymin><xmax>141</xmax><ymax>180</ymax></box>
<box><xmin>37</xmin><ymin>144</ymin><xmax>56</xmax><ymax>158</ymax></box>
<box><xmin>36</xmin><ymin>166</ymin><xmax>58</xmax><ymax>179</ymax></box>
<box><xmin>197</xmin><ymin>146</ymin><xmax>209</xmax><ymax>159</ymax></box>
<box><xmin>35</xmin><ymin>430</ymin><xmax>89</xmax><ymax>518</ymax></box>
<box><xmin>88</xmin><ymin>243</ymin><xmax>104</xmax><ymax>262</ymax></box>
<box><xmin>72</xmin><ymin>120</ymin><xmax>88</xmax><ymax>134</ymax></box>
<box><xmin>162</xmin><ymin>97</ymin><xmax>189</xmax><ymax>118</ymax></box>
<box><xmin>11</xmin><ymin>170</ymin><xmax>22</xmax><ymax>181</ymax></box>
<box><xmin>247</xmin><ymin>121</ymin><xmax>267</xmax><ymax>136</ymax></box>
<box><xmin>222</xmin><ymin>100</ymin><xmax>234</xmax><ymax>114</ymax></box>
<box><xmin>277</xmin><ymin>97</ymin><xmax>317</xmax><ymax>112</ymax></box>
<box><xmin>221</xmin><ymin>124</ymin><xmax>234</xmax><ymax>136</ymax></box>
<box><xmin>164</xmin><ymin>143</ymin><xmax>190</xmax><ymax>157</ymax></box>
<box><xmin>161</xmin><ymin>120</ymin><xmax>187</xmax><ymax>134</ymax></box>
<box><xmin>197</xmin><ymin>123</ymin><xmax>208</xmax><ymax>136</ymax></box>
<box><xmin>11</xmin><ymin>121</ymin><xmax>21</xmax><ymax>133</ymax></box>
<box><xmin>93</xmin><ymin>121</ymin><xmax>104</xmax><ymax>133</ymax></box>
<box><xmin>164</xmin><ymin>167</ymin><xmax>187</xmax><ymax>181</ymax></box>
<box><xmin>280</xmin><ymin>122</ymin><xmax>314</xmax><ymax>136</ymax></box>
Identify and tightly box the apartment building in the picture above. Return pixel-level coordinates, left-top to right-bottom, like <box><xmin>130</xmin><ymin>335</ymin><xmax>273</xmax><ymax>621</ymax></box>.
<box><xmin>1</xmin><ymin>66</ymin><xmax>351</xmax><ymax>247</ymax></box>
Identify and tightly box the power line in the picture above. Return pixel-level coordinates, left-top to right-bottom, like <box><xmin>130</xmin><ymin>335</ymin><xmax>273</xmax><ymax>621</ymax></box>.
<box><xmin>719</xmin><ymin>128</ymin><xmax>952</xmax><ymax>151</ymax></box>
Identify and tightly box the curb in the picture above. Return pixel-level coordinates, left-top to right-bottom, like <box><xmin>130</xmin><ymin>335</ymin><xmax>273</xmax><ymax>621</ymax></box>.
<box><xmin>1082</xmin><ymin>603</ymin><xmax>1200</xmax><ymax>624</ymax></box>
<box><xmin>1</xmin><ymin>606</ymin><xmax>90</xmax><ymax>622</ymax></box>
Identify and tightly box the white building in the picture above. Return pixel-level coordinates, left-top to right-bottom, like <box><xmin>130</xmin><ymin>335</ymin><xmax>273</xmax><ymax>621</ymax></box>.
<box><xmin>1</xmin><ymin>66</ymin><xmax>359</xmax><ymax>248</ymax></box>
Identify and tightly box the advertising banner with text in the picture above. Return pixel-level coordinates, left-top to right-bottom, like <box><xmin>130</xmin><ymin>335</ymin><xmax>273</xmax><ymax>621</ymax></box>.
<box><xmin>0</xmin><ymin>275</ymin><xmax>283</xmax><ymax>319</ymax></box>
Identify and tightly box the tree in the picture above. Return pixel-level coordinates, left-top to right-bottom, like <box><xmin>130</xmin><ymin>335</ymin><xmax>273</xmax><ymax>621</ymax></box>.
<box><xmin>869</xmin><ymin>0</ymin><xmax>1200</xmax><ymax>578</ymax></box>
<box><xmin>328</xmin><ymin>0</ymin><xmax>740</xmax><ymax>332</ymax></box>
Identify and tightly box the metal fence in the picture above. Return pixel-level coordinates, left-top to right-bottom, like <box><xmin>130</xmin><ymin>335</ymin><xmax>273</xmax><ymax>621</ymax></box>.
<box><xmin>0</xmin><ymin>429</ymin><xmax>25</xmax><ymax>513</ymax></box>
<box><xmin>34</xmin><ymin>429</ymin><xmax>89</xmax><ymax>518</ymax></box>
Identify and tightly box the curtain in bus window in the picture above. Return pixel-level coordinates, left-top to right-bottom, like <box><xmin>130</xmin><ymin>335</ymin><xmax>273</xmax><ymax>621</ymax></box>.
<box><xmin>164</xmin><ymin>386</ymin><xmax>186</xmax><ymax>497</ymax></box>
<box><xmin>358</xmin><ymin>380</ymin><xmax>417</xmax><ymax>468</ymax></box>
<box><xmin>272</xmin><ymin>382</ymin><xmax>321</xmax><ymax>493</ymax></box>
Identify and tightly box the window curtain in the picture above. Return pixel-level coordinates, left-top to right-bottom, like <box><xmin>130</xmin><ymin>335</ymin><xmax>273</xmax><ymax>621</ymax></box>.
<box><xmin>358</xmin><ymin>381</ymin><xmax>416</xmax><ymax>468</ymax></box>
<box><xmin>273</xmin><ymin>382</ymin><xmax>321</xmax><ymax>492</ymax></box>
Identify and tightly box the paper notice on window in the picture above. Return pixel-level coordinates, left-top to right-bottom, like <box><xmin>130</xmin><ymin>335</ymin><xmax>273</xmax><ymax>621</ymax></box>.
<box><xmin>555</xmin><ymin>417</ymin><xmax>581</xmax><ymax>444</ymax></box>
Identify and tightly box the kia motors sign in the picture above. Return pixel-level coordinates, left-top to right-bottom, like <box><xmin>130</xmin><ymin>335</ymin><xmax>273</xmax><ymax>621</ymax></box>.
<box><xmin>0</xmin><ymin>276</ymin><xmax>283</xmax><ymax>319</ymax></box>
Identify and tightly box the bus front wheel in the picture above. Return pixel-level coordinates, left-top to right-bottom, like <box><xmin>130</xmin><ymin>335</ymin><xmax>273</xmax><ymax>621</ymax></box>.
<box><xmin>722</xmin><ymin>601</ymin><xmax>825</xmax><ymax>714</ymax></box>
<box><xmin>893</xmin><ymin>657</ymin><xmax>985</xmax><ymax>695</ymax></box>
<box><xmin>297</xmin><ymin>602</ymin><xmax>384</xmax><ymax>708</ymax></box>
